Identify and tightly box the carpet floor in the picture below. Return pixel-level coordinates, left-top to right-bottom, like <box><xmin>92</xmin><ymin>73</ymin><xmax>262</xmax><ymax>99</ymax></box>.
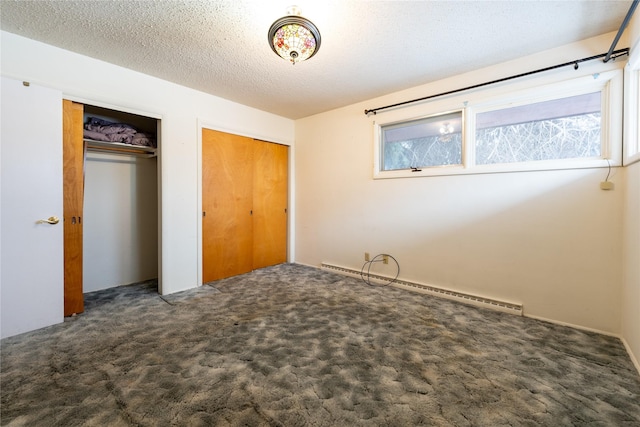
<box><xmin>1</xmin><ymin>263</ymin><xmax>639</xmax><ymax>426</ymax></box>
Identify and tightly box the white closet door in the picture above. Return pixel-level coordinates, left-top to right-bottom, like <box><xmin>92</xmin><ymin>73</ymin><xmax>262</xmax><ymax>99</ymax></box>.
<box><xmin>1</xmin><ymin>77</ymin><xmax>64</xmax><ymax>338</ymax></box>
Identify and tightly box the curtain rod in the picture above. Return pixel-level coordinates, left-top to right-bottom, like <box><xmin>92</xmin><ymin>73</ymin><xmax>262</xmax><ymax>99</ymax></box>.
<box><xmin>364</xmin><ymin>48</ymin><xmax>629</xmax><ymax>116</ymax></box>
<box><xmin>604</xmin><ymin>0</ymin><xmax>638</xmax><ymax>63</ymax></box>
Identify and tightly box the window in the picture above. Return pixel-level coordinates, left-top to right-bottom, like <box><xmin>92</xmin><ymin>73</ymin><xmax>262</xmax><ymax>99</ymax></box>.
<box><xmin>475</xmin><ymin>92</ymin><xmax>601</xmax><ymax>165</ymax></box>
<box><xmin>381</xmin><ymin>111</ymin><xmax>462</xmax><ymax>171</ymax></box>
<box><xmin>374</xmin><ymin>68</ymin><xmax>622</xmax><ymax>179</ymax></box>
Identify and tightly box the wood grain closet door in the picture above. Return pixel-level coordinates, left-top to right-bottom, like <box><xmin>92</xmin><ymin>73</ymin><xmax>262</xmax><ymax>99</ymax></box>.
<box><xmin>62</xmin><ymin>100</ymin><xmax>84</xmax><ymax>315</ymax></box>
<box><xmin>253</xmin><ymin>141</ymin><xmax>288</xmax><ymax>269</ymax></box>
<box><xmin>202</xmin><ymin>129</ymin><xmax>254</xmax><ymax>282</ymax></box>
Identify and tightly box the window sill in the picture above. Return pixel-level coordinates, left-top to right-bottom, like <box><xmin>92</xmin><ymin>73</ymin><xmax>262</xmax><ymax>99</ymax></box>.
<box><xmin>373</xmin><ymin>158</ymin><xmax>618</xmax><ymax>179</ymax></box>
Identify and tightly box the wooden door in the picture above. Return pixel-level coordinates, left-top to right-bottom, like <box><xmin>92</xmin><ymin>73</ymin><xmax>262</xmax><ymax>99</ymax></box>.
<box><xmin>62</xmin><ymin>100</ymin><xmax>84</xmax><ymax>315</ymax></box>
<box><xmin>202</xmin><ymin>129</ymin><xmax>254</xmax><ymax>282</ymax></box>
<box><xmin>253</xmin><ymin>140</ymin><xmax>288</xmax><ymax>269</ymax></box>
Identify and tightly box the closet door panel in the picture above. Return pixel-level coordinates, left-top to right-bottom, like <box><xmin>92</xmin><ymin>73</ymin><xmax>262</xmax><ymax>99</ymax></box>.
<box><xmin>253</xmin><ymin>141</ymin><xmax>288</xmax><ymax>269</ymax></box>
<box><xmin>202</xmin><ymin>129</ymin><xmax>254</xmax><ymax>282</ymax></box>
<box><xmin>62</xmin><ymin>100</ymin><xmax>84</xmax><ymax>315</ymax></box>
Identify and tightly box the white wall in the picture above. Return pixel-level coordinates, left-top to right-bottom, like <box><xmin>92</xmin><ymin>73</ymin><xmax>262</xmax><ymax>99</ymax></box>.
<box><xmin>1</xmin><ymin>31</ymin><xmax>295</xmax><ymax>297</ymax></box>
<box><xmin>621</xmin><ymin>10</ymin><xmax>640</xmax><ymax>372</ymax></box>
<box><xmin>623</xmin><ymin>163</ymin><xmax>640</xmax><ymax>371</ymax></box>
<box><xmin>295</xmin><ymin>32</ymin><xmax>626</xmax><ymax>334</ymax></box>
<box><xmin>83</xmin><ymin>153</ymin><xmax>158</xmax><ymax>292</ymax></box>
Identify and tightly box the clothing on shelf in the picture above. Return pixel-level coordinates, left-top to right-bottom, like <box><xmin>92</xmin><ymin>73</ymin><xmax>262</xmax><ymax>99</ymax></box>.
<box><xmin>83</xmin><ymin>117</ymin><xmax>156</xmax><ymax>148</ymax></box>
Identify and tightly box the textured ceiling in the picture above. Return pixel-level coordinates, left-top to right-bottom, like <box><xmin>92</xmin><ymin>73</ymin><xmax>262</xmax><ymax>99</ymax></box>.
<box><xmin>0</xmin><ymin>0</ymin><xmax>633</xmax><ymax>119</ymax></box>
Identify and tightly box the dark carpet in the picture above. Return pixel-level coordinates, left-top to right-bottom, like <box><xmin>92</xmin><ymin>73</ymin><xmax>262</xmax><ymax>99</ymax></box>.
<box><xmin>1</xmin><ymin>263</ymin><xmax>639</xmax><ymax>426</ymax></box>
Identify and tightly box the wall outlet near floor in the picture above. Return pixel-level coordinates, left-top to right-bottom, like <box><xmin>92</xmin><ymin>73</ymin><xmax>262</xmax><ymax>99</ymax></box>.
<box><xmin>364</xmin><ymin>252</ymin><xmax>370</xmax><ymax>261</ymax></box>
<box><xmin>382</xmin><ymin>255</ymin><xmax>389</xmax><ymax>264</ymax></box>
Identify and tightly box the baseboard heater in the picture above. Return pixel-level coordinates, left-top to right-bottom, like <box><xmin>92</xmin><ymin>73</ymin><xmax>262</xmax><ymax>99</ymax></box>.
<box><xmin>320</xmin><ymin>263</ymin><xmax>523</xmax><ymax>316</ymax></box>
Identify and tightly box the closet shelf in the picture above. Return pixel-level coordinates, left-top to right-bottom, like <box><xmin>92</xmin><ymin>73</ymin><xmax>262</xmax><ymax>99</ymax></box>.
<box><xmin>84</xmin><ymin>139</ymin><xmax>157</xmax><ymax>158</ymax></box>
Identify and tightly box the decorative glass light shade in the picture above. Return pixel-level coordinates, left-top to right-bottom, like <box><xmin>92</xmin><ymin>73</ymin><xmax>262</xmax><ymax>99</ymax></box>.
<box><xmin>268</xmin><ymin>7</ymin><xmax>321</xmax><ymax>64</ymax></box>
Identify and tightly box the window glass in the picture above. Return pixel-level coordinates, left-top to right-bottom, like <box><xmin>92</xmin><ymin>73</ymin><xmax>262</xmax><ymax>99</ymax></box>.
<box><xmin>475</xmin><ymin>92</ymin><xmax>601</xmax><ymax>165</ymax></box>
<box><xmin>381</xmin><ymin>111</ymin><xmax>462</xmax><ymax>171</ymax></box>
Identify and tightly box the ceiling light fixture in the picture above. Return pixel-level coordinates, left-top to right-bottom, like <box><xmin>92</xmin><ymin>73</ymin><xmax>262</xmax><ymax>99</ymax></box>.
<box><xmin>268</xmin><ymin>6</ymin><xmax>321</xmax><ymax>65</ymax></box>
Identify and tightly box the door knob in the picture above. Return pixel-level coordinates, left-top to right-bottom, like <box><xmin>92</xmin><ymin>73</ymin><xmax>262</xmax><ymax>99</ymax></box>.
<box><xmin>37</xmin><ymin>216</ymin><xmax>60</xmax><ymax>225</ymax></box>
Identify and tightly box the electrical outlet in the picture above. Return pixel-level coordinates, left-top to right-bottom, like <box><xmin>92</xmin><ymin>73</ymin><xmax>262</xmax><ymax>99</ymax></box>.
<box><xmin>383</xmin><ymin>255</ymin><xmax>389</xmax><ymax>264</ymax></box>
<box><xmin>365</xmin><ymin>252</ymin><xmax>370</xmax><ymax>261</ymax></box>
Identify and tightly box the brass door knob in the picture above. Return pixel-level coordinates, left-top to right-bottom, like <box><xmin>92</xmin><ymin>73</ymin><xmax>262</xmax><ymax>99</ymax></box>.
<box><xmin>37</xmin><ymin>216</ymin><xmax>60</xmax><ymax>225</ymax></box>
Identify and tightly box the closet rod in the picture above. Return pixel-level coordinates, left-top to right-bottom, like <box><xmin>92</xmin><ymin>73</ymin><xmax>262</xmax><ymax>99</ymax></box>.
<box><xmin>85</xmin><ymin>147</ymin><xmax>156</xmax><ymax>159</ymax></box>
<box><xmin>85</xmin><ymin>140</ymin><xmax>156</xmax><ymax>158</ymax></box>
<box><xmin>363</xmin><ymin>48</ymin><xmax>629</xmax><ymax>116</ymax></box>
<box><xmin>604</xmin><ymin>0</ymin><xmax>638</xmax><ymax>63</ymax></box>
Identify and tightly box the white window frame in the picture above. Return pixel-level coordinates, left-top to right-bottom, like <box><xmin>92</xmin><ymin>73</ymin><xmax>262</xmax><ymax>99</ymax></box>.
<box><xmin>377</xmin><ymin>108</ymin><xmax>466</xmax><ymax>173</ymax></box>
<box><xmin>373</xmin><ymin>65</ymin><xmax>624</xmax><ymax>179</ymax></box>
<box><xmin>623</xmin><ymin>64</ymin><xmax>640</xmax><ymax>165</ymax></box>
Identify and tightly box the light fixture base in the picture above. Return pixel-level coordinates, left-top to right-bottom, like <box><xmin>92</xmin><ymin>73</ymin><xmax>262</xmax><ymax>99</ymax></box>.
<box><xmin>286</xmin><ymin>5</ymin><xmax>301</xmax><ymax>16</ymax></box>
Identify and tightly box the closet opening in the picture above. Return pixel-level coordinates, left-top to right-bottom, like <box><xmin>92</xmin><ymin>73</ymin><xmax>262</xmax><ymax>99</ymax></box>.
<box><xmin>84</xmin><ymin>104</ymin><xmax>159</xmax><ymax>294</ymax></box>
<box><xmin>63</xmin><ymin>100</ymin><xmax>161</xmax><ymax>315</ymax></box>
